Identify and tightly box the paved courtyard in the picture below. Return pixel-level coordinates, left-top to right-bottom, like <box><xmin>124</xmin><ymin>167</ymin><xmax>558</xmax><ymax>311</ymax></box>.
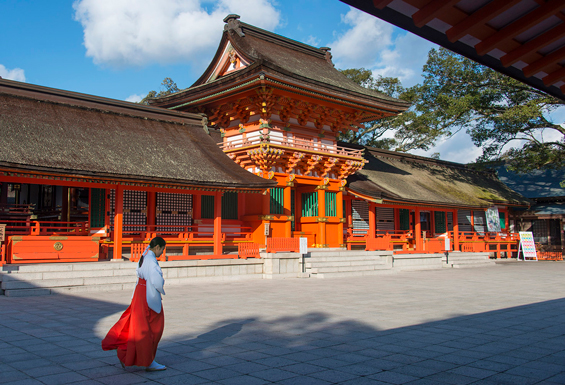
<box><xmin>1</xmin><ymin>260</ymin><xmax>564</xmax><ymax>385</ymax></box>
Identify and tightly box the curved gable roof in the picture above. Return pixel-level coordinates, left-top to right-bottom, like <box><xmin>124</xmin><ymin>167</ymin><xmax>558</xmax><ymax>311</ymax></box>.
<box><xmin>152</xmin><ymin>15</ymin><xmax>410</xmax><ymax>113</ymax></box>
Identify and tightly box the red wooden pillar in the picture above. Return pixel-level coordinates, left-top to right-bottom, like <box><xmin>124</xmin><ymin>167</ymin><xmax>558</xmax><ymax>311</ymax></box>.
<box><xmin>414</xmin><ymin>207</ymin><xmax>421</xmax><ymax>252</ymax></box>
<box><xmin>317</xmin><ymin>188</ymin><xmax>326</xmax><ymax>247</ymax></box>
<box><xmin>113</xmin><ymin>185</ymin><xmax>124</xmax><ymax>260</ymax></box>
<box><xmin>453</xmin><ymin>209</ymin><xmax>459</xmax><ymax>251</ymax></box>
<box><xmin>213</xmin><ymin>191</ymin><xmax>222</xmax><ymax>256</ymax></box>
<box><xmin>283</xmin><ymin>186</ymin><xmax>291</xmax><ymax>238</ymax></box>
<box><xmin>193</xmin><ymin>193</ymin><xmax>201</xmax><ymax>222</ymax></box>
<box><xmin>337</xmin><ymin>190</ymin><xmax>344</xmax><ymax>247</ymax></box>
<box><xmin>147</xmin><ymin>191</ymin><xmax>156</xmax><ymax>235</ymax></box>
<box><xmin>368</xmin><ymin>202</ymin><xmax>376</xmax><ymax>240</ymax></box>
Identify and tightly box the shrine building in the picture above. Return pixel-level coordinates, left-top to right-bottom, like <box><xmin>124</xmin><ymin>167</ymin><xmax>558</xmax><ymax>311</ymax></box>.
<box><xmin>150</xmin><ymin>15</ymin><xmax>530</xmax><ymax>255</ymax></box>
<box><xmin>0</xmin><ymin>15</ymin><xmax>533</xmax><ymax>269</ymax></box>
<box><xmin>0</xmin><ymin>78</ymin><xmax>275</xmax><ymax>264</ymax></box>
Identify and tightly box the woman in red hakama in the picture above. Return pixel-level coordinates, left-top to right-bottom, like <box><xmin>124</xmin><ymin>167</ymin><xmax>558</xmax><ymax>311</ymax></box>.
<box><xmin>102</xmin><ymin>237</ymin><xmax>167</xmax><ymax>371</ymax></box>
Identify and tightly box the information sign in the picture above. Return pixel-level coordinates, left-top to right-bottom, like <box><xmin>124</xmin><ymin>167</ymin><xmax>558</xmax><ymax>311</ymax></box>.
<box><xmin>518</xmin><ymin>231</ymin><xmax>538</xmax><ymax>261</ymax></box>
<box><xmin>299</xmin><ymin>237</ymin><xmax>308</xmax><ymax>255</ymax></box>
<box><xmin>486</xmin><ymin>207</ymin><xmax>502</xmax><ymax>232</ymax></box>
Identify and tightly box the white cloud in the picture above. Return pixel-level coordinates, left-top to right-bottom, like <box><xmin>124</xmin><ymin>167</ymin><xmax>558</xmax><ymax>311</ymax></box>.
<box><xmin>305</xmin><ymin>35</ymin><xmax>321</xmax><ymax>47</ymax></box>
<box><xmin>330</xmin><ymin>8</ymin><xmax>393</xmax><ymax>69</ymax></box>
<box><xmin>372</xmin><ymin>32</ymin><xmax>435</xmax><ymax>87</ymax></box>
<box><xmin>329</xmin><ymin>7</ymin><xmax>436</xmax><ymax>88</ymax></box>
<box><xmin>0</xmin><ymin>65</ymin><xmax>26</xmax><ymax>82</ymax></box>
<box><xmin>73</xmin><ymin>0</ymin><xmax>281</xmax><ymax>68</ymax></box>
<box><xmin>125</xmin><ymin>94</ymin><xmax>144</xmax><ymax>103</ymax></box>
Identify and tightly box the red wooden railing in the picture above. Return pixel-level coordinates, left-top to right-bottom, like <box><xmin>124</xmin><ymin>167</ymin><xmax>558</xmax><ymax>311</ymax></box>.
<box><xmin>238</xmin><ymin>243</ymin><xmax>261</xmax><ymax>259</ymax></box>
<box><xmin>218</xmin><ymin>135</ymin><xmax>364</xmax><ymax>159</ymax></box>
<box><xmin>361</xmin><ymin>229</ymin><xmax>520</xmax><ymax>257</ymax></box>
<box><xmin>2</xmin><ymin>220</ymin><xmax>88</xmax><ymax>236</ymax></box>
<box><xmin>104</xmin><ymin>223</ymin><xmax>254</xmax><ymax>261</ymax></box>
<box><xmin>266</xmin><ymin>237</ymin><xmax>299</xmax><ymax>253</ymax></box>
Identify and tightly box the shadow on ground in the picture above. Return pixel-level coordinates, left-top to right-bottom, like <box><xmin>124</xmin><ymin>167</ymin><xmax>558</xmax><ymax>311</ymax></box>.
<box><xmin>0</xmin><ymin>284</ymin><xmax>564</xmax><ymax>384</ymax></box>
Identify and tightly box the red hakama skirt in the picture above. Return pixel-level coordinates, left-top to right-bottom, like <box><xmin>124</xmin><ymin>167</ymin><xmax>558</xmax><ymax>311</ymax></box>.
<box><xmin>101</xmin><ymin>279</ymin><xmax>164</xmax><ymax>367</ymax></box>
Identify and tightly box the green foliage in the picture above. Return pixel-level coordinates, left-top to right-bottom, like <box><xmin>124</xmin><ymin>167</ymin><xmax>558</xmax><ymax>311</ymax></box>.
<box><xmin>417</xmin><ymin>48</ymin><xmax>565</xmax><ymax>173</ymax></box>
<box><xmin>340</xmin><ymin>48</ymin><xmax>565</xmax><ymax>173</ymax></box>
<box><xmin>139</xmin><ymin>77</ymin><xmax>180</xmax><ymax>105</ymax></box>
<box><xmin>338</xmin><ymin>68</ymin><xmax>445</xmax><ymax>152</ymax></box>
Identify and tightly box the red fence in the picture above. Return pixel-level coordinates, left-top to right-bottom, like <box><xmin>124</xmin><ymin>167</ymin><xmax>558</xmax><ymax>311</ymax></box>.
<box><xmin>266</xmin><ymin>237</ymin><xmax>299</xmax><ymax>253</ymax></box>
<box><xmin>238</xmin><ymin>243</ymin><xmax>261</xmax><ymax>259</ymax></box>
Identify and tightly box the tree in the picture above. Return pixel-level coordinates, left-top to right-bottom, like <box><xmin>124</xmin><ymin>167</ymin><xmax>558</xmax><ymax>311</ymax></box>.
<box><xmin>339</xmin><ymin>68</ymin><xmax>446</xmax><ymax>152</ymax></box>
<box><xmin>139</xmin><ymin>77</ymin><xmax>180</xmax><ymax>105</ymax></box>
<box><xmin>341</xmin><ymin>48</ymin><xmax>565</xmax><ymax>178</ymax></box>
<box><xmin>411</xmin><ymin>48</ymin><xmax>565</xmax><ymax>172</ymax></box>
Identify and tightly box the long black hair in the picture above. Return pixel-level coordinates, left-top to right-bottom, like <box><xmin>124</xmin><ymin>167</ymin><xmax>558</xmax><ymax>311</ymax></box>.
<box><xmin>139</xmin><ymin>236</ymin><xmax>166</xmax><ymax>267</ymax></box>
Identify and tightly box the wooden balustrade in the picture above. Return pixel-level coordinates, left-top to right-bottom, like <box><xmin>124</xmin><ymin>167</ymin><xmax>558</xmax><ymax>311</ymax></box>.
<box><xmin>102</xmin><ymin>223</ymin><xmax>254</xmax><ymax>261</ymax></box>
<box><xmin>218</xmin><ymin>136</ymin><xmax>364</xmax><ymax>159</ymax></box>
<box><xmin>238</xmin><ymin>243</ymin><xmax>261</xmax><ymax>259</ymax></box>
<box><xmin>1</xmin><ymin>220</ymin><xmax>89</xmax><ymax>236</ymax></box>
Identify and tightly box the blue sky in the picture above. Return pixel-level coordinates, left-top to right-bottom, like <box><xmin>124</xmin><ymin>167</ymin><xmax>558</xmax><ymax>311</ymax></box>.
<box><xmin>2</xmin><ymin>0</ymin><xmax>561</xmax><ymax>164</ymax></box>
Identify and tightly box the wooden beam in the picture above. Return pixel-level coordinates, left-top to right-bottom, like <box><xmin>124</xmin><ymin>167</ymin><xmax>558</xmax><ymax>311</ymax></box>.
<box><xmin>446</xmin><ymin>0</ymin><xmax>521</xmax><ymax>43</ymax></box>
<box><xmin>373</xmin><ymin>0</ymin><xmax>394</xmax><ymax>10</ymax></box>
<box><xmin>412</xmin><ymin>0</ymin><xmax>460</xmax><ymax>28</ymax></box>
<box><xmin>475</xmin><ymin>0</ymin><xmax>565</xmax><ymax>56</ymax></box>
<box><xmin>523</xmin><ymin>46</ymin><xmax>565</xmax><ymax>78</ymax></box>
<box><xmin>542</xmin><ymin>65</ymin><xmax>565</xmax><ymax>85</ymax></box>
<box><xmin>501</xmin><ymin>22</ymin><xmax>565</xmax><ymax>67</ymax></box>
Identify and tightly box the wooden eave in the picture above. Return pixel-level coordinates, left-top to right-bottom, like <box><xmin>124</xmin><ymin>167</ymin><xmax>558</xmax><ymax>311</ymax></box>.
<box><xmin>0</xmin><ymin>167</ymin><xmax>267</xmax><ymax>193</ymax></box>
<box><xmin>342</xmin><ymin>0</ymin><xmax>565</xmax><ymax>101</ymax></box>
<box><xmin>157</xmin><ymin>69</ymin><xmax>407</xmax><ymax>119</ymax></box>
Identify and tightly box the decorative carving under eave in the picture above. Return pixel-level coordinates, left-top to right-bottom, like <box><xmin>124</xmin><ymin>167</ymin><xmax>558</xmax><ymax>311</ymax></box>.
<box><xmin>286</xmin><ymin>152</ymin><xmax>305</xmax><ymax>173</ymax></box>
<box><xmin>247</xmin><ymin>144</ymin><xmax>284</xmax><ymax>172</ymax></box>
<box><xmin>338</xmin><ymin>159</ymin><xmax>366</xmax><ymax>180</ymax></box>
<box><xmin>277</xmin><ymin>96</ymin><xmax>295</xmax><ymax>123</ymax></box>
<box><xmin>304</xmin><ymin>154</ymin><xmax>322</xmax><ymax>175</ymax></box>
<box><xmin>321</xmin><ymin>157</ymin><xmax>338</xmax><ymax>177</ymax></box>
<box><xmin>256</xmin><ymin>87</ymin><xmax>276</xmax><ymax>120</ymax></box>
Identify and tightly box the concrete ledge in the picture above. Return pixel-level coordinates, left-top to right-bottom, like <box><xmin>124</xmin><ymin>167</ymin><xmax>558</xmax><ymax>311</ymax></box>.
<box><xmin>393</xmin><ymin>254</ymin><xmax>444</xmax><ymax>271</ymax></box>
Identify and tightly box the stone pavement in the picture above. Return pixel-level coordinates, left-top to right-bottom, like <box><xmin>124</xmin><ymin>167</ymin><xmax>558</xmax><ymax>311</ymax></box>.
<box><xmin>1</xmin><ymin>260</ymin><xmax>564</xmax><ymax>385</ymax></box>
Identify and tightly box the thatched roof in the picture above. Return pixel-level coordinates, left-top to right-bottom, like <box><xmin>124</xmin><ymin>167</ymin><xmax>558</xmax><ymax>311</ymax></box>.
<box><xmin>0</xmin><ymin>79</ymin><xmax>275</xmax><ymax>189</ymax></box>
<box><xmin>346</xmin><ymin>144</ymin><xmax>530</xmax><ymax>208</ymax></box>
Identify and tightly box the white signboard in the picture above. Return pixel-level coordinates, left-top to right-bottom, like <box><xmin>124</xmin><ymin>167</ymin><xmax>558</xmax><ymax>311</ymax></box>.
<box><xmin>299</xmin><ymin>237</ymin><xmax>308</xmax><ymax>255</ymax></box>
<box><xmin>518</xmin><ymin>231</ymin><xmax>538</xmax><ymax>261</ymax></box>
<box><xmin>263</xmin><ymin>222</ymin><xmax>270</xmax><ymax>236</ymax></box>
<box><xmin>444</xmin><ymin>236</ymin><xmax>450</xmax><ymax>251</ymax></box>
<box><xmin>486</xmin><ymin>207</ymin><xmax>502</xmax><ymax>233</ymax></box>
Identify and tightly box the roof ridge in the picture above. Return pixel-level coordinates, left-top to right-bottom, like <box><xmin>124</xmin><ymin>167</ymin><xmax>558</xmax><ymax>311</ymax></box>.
<box><xmin>224</xmin><ymin>14</ymin><xmax>328</xmax><ymax>60</ymax></box>
<box><xmin>0</xmin><ymin>78</ymin><xmax>205</xmax><ymax>126</ymax></box>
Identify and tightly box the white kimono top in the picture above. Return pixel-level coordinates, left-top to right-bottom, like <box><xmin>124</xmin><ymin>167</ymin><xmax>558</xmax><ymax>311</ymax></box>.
<box><xmin>136</xmin><ymin>248</ymin><xmax>166</xmax><ymax>313</ymax></box>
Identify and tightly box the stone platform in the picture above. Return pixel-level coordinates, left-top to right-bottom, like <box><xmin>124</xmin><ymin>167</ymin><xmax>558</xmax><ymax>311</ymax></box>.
<box><xmin>1</xmin><ymin>250</ymin><xmax>496</xmax><ymax>296</ymax></box>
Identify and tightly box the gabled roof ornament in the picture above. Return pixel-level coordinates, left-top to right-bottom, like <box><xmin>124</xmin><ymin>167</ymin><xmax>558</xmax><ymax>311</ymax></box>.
<box><xmin>224</xmin><ymin>14</ymin><xmax>245</xmax><ymax>37</ymax></box>
<box><xmin>320</xmin><ymin>47</ymin><xmax>333</xmax><ymax>66</ymax></box>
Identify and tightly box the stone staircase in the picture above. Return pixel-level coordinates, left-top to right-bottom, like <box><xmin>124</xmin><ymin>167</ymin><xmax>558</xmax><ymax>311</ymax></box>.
<box><xmin>0</xmin><ymin>258</ymin><xmax>265</xmax><ymax>297</ymax></box>
<box><xmin>443</xmin><ymin>252</ymin><xmax>497</xmax><ymax>268</ymax></box>
<box><xmin>302</xmin><ymin>249</ymin><xmax>394</xmax><ymax>278</ymax></box>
